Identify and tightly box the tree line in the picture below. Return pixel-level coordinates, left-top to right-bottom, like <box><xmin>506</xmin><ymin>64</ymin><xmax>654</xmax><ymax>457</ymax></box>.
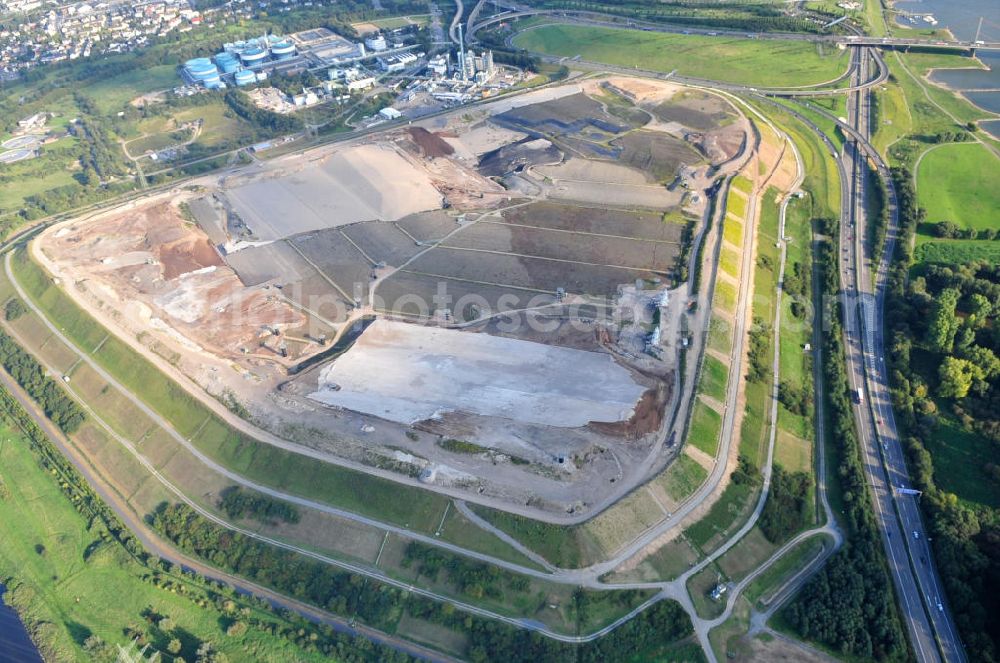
<box><xmin>0</xmin><ymin>384</ymin><xmax>419</xmax><ymax>662</ymax></box>
<box><xmin>883</xmin><ymin>166</ymin><xmax>1000</xmax><ymax>662</ymax></box>
<box><xmin>759</xmin><ymin>465</ymin><xmax>813</xmax><ymax>544</ymax></box>
<box><xmin>151</xmin><ymin>500</ymin><xmax>696</xmax><ymax>661</ymax></box>
<box><xmin>218</xmin><ymin>486</ymin><xmax>301</xmax><ymax>525</ymax></box>
<box><xmin>404</xmin><ymin>541</ymin><xmax>531</xmax><ymax>600</ymax></box>
<box><xmin>0</xmin><ymin>328</ymin><xmax>85</xmax><ymax>433</ymax></box>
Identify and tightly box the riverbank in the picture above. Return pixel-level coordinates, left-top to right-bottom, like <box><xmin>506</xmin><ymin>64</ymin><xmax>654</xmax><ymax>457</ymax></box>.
<box><xmin>0</xmin><ymin>583</ymin><xmax>43</xmax><ymax>663</ymax></box>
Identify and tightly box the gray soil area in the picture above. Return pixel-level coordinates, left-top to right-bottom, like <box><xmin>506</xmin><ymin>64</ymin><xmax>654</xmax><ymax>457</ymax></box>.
<box><xmin>308</xmin><ymin>319</ymin><xmax>647</xmax><ymax>428</ymax></box>
<box><xmin>38</xmin><ymin>76</ymin><xmax>751</xmax><ymax>517</ymax></box>
<box><xmin>222</xmin><ymin>143</ymin><xmax>446</xmax><ymax>242</ymax></box>
<box><xmin>651</xmin><ymin>89</ymin><xmax>738</xmax><ymax>131</ymax></box>
<box><xmin>441</xmin><ymin>221</ymin><xmax>679</xmax><ymax>272</ymax></box>
<box><xmin>393</xmin><ymin>210</ymin><xmax>464</xmax><ymax>243</ymax></box>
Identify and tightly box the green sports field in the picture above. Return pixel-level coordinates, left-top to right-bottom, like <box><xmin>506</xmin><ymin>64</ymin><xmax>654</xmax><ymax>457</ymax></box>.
<box><xmin>916</xmin><ymin>142</ymin><xmax>1000</xmax><ymax>231</ymax></box>
<box><xmin>513</xmin><ymin>24</ymin><xmax>850</xmax><ymax>88</ymax></box>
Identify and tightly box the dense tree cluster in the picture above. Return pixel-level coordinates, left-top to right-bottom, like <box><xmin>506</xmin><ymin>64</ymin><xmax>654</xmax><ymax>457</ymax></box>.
<box><xmin>404</xmin><ymin>592</ymin><xmax>692</xmax><ymax>663</ymax></box>
<box><xmin>404</xmin><ymin>541</ymin><xmax>530</xmax><ymax>600</ymax></box>
<box><xmin>0</xmin><ymin>329</ymin><xmax>85</xmax><ymax>433</ymax></box>
<box><xmin>4</xmin><ymin>298</ymin><xmax>27</xmax><ymax>321</ymax></box>
<box><xmin>884</xmin><ymin>167</ymin><xmax>1000</xmax><ymax>661</ymax></box>
<box><xmin>778</xmin><ymin>379</ymin><xmax>812</xmax><ymax>417</ymax></box>
<box><xmin>759</xmin><ymin>465</ymin><xmax>813</xmax><ymax>544</ymax></box>
<box><xmin>930</xmin><ymin>220</ymin><xmax>999</xmax><ymax>241</ymax></box>
<box><xmin>218</xmin><ymin>486</ymin><xmax>301</xmax><ymax>525</ymax></box>
<box><xmin>747</xmin><ymin>316</ymin><xmax>771</xmax><ymax>383</ymax></box>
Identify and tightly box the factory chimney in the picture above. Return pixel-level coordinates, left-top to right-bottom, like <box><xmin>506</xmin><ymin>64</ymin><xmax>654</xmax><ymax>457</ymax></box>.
<box><xmin>458</xmin><ymin>24</ymin><xmax>467</xmax><ymax>80</ymax></box>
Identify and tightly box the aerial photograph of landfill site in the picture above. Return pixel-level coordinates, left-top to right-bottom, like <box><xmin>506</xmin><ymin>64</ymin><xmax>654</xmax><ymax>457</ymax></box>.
<box><xmin>34</xmin><ymin>75</ymin><xmax>748</xmax><ymax>515</ymax></box>
<box><xmin>3</xmin><ymin>0</ymin><xmax>997</xmax><ymax>659</ymax></box>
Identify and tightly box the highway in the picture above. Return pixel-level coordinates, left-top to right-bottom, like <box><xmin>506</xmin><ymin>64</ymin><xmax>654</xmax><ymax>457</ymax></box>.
<box><xmin>837</xmin><ymin>47</ymin><xmax>966</xmax><ymax>663</ymax></box>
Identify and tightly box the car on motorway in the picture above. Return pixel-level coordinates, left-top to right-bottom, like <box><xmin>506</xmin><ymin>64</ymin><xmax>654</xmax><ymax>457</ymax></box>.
<box><xmin>913</xmin><ymin>530</ymin><xmax>919</xmax><ymax>540</ymax></box>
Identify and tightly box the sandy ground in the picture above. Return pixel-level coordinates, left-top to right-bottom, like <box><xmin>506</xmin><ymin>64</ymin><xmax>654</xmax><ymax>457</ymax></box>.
<box><xmin>38</xmin><ymin>199</ymin><xmax>306</xmax><ymax>361</ymax></box>
<box><xmin>744</xmin><ymin>633</ymin><xmax>836</xmax><ymax>662</ymax></box>
<box><xmin>591</xmin><ymin>76</ymin><xmax>685</xmax><ymax>104</ymax></box>
<box><xmin>547</xmin><ymin>179</ymin><xmax>683</xmax><ymax>208</ymax></box>
<box><xmin>310</xmin><ymin>319</ymin><xmax>647</xmax><ymax>427</ymax></box>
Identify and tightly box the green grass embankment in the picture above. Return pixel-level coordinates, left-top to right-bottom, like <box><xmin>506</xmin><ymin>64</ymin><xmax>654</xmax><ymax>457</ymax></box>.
<box><xmin>513</xmin><ymin>24</ymin><xmax>850</xmax><ymax>88</ymax></box>
<box><xmin>10</xmin><ymin>250</ymin><xmax>451</xmax><ymax>532</ymax></box>
<box><xmin>0</xmin><ymin>403</ymin><xmax>388</xmax><ymax>663</ymax></box>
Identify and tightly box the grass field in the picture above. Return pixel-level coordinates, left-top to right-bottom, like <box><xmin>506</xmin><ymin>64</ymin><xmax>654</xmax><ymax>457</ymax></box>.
<box><xmin>687</xmin><ymin>400</ymin><xmax>722</xmax><ymax>457</ymax></box>
<box><xmin>706</xmin><ymin>317</ymin><xmax>732</xmax><ymax>356</ymax></box>
<box><xmin>713</xmin><ymin>280</ymin><xmax>737</xmax><ymax>313</ymax></box>
<box><xmin>687</xmin><ymin>565</ymin><xmax>726</xmax><ymax>619</ymax></box>
<box><xmin>715</xmin><ymin>527</ymin><xmax>777</xmax><ymax>582</ymax></box>
<box><xmin>774</xmin><ymin>194</ymin><xmax>814</xmax><ymax>476</ymax></box>
<box><xmin>0</xmin><ymin>420</ymin><xmax>337</xmax><ymax>663</ymax></box>
<box><xmin>177</xmin><ymin>101</ymin><xmax>255</xmax><ymax>149</ymax></box>
<box><xmin>708</xmin><ymin>596</ymin><xmax>752</xmax><ymax>661</ymax></box>
<box><xmin>730</xmin><ymin>175</ymin><xmax>752</xmax><ymax>196</ymax></box>
<box><xmin>752</xmin><ymin>100</ymin><xmax>840</xmax><ymax>220</ymax></box>
<box><xmin>882</xmin><ymin>50</ymin><xmax>995</xmax><ymax>169</ymax></box>
<box><xmin>744</xmin><ymin>536</ymin><xmax>826</xmax><ymax>605</ymax></box>
<box><xmin>513</xmin><ymin>25</ymin><xmax>850</xmax><ymax>87</ymax></box>
<box><xmin>923</xmin><ymin>417</ymin><xmax>1000</xmax><ymax>508</ymax></box>
<box><xmin>719</xmin><ymin>246</ymin><xmax>740</xmax><ymax>278</ymax></box>
<box><xmin>0</xmin><ymin>166</ymin><xmax>77</xmax><ymax>210</ymax></box>
<box><xmin>871</xmin><ymin>78</ymin><xmax>912</xmax><ymax>156</ymax></box>
<box><xmin>722</xmin><ymin>217</ymin><xmax>744</xmax><ymax>246</ymax></box>
<box><xmin>641</xmin><ymin>537</ymin><xmax>702</xmax><ymax>583</ymax></box>
<box><xmin>467</xmin><ymin>507</ymin><xmax>604</xmax><ymax>568</ymax></box>
<box><xmin>88</xmin><ymin>65</ymin><xmax>179</xmax><ymax>115</ymax></box>
<box><xmin>657</xmin><ymin>454</ymin><xmax>709</xmax><ymax>503</ymax></box>
<box><xmin>727</xmin><ymin>192</ymin><xmax>748</xmax><ymax>220</ymax></box>
<box><xmin>584</xmin><ymin>489</ymin><xmax>665</xmax><ymax>557</ymax></box>
<box><xmin>699</xmin><ymin>355</ymin><xmax>728</xmax><ymax>403</ymax></box>
<box><xmin>914</xmin><ymin>239</ymin><xmax>1000</xmax><ymax>265</ymax></box>
<box><xmin>363</xmin><ymin>15</ymin><xmax>430</xmax><ymax>29</ymax></box>
<box><xmin>916</xmin><ymin>142</ymin><xmax>1000</xmax><ymax>231</ymax></box>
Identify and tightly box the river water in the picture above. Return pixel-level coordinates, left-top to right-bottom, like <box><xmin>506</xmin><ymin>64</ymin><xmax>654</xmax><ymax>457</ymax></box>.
<box><xmin>894</xmin><ymin>0</ymin><xmax>1000</xmax><ymax>136</ymax></box>
<box><xmin>0</xmin><ymin>584</ymin><xmax>43</xmax><ymax>663</ymax></box>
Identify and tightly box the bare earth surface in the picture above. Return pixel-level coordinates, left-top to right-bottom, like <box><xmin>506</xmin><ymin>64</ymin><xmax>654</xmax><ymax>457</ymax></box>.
<box><xmin>310</xmin><ymin>319</ymin><xmax>647</xmax><ymax>427</ymax></box>
<box><xmin>224</xmin><ymin>144</ymin><xmax>445</xmax><ymax>240</ymax></box>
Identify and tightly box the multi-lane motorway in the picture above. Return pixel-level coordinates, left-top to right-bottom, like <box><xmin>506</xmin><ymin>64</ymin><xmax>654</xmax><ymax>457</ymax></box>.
<box><xmin>838</xmin><ymin>47</ymin><xmax>966</xmax><ymax>663</ymax></box>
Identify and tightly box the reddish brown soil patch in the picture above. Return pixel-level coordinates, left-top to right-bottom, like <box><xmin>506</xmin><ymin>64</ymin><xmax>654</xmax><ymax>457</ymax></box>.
<box><xmin>408</xmin><ymin>127</ymin><xmax>455</xmax><ymax>158</ymax></box>
<box><xmin>158</xmin><ymin>237</ymin><xmax>223</xmax><ymax>279</ymax></box>
<box><xmin>590</xmin><ymin>384</ymin><xmax>669</xmax><ymax>439</ymax></box>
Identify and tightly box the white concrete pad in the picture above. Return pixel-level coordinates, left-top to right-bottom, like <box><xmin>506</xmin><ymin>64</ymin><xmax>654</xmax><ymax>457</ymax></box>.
<box><xmin>310</xmin><ymin>319</ymin><xmax>646</xmax><ymax>427</ymax></box>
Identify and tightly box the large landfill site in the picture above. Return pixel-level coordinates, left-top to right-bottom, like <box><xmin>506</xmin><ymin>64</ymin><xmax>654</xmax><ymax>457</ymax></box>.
<box><xmin>34</xmin><ymin>76</ymin><xmax>750</xmax><ymax>517</ymax></box>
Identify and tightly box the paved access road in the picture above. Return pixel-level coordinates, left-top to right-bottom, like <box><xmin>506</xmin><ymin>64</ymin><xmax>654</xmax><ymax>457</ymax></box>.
<box><xmin>836</xmin><ymin>47</ymin><xmax>965</xmax><ymax>663</ymax></box>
